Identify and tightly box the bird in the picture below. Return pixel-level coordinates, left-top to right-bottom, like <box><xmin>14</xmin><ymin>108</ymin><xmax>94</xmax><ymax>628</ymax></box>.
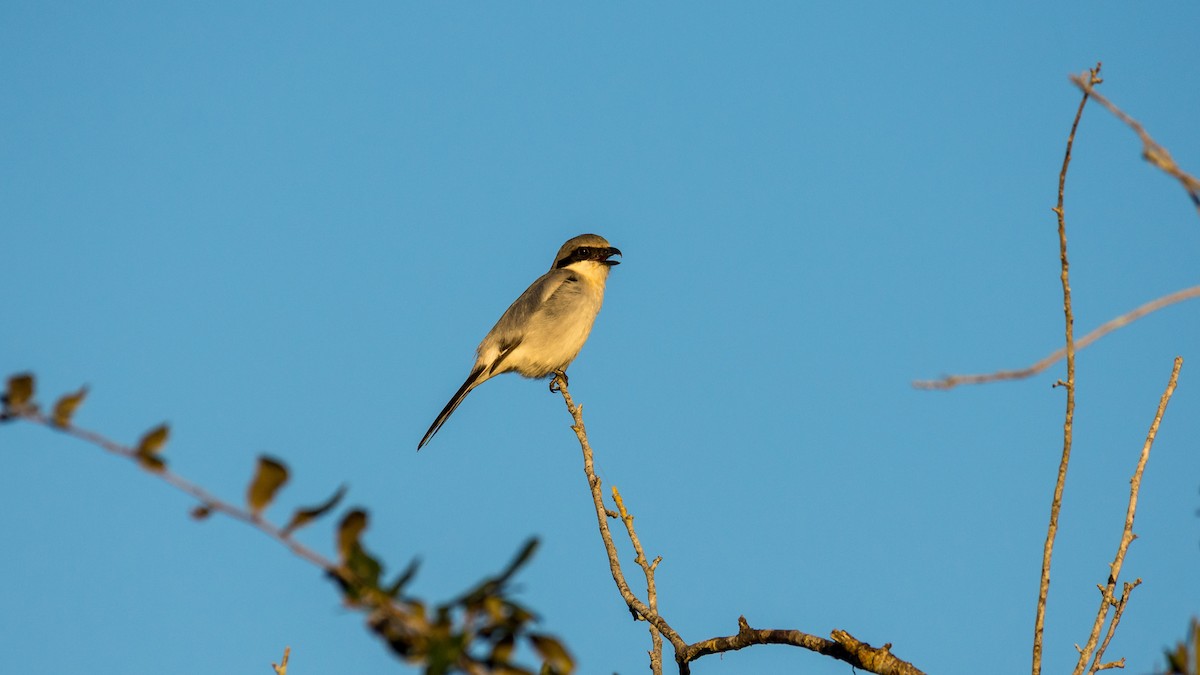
<box><xmin>417</xmin><ymin>233</ymin><xmax>622</xmax><ymax>450</ymax></box>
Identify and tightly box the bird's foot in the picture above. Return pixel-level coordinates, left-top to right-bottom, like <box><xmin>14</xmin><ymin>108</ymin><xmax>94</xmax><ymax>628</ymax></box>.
<box><xmin>549</xmin><ymin>371</ymin><xmax>568</xmax><ymax>392</ymax></box>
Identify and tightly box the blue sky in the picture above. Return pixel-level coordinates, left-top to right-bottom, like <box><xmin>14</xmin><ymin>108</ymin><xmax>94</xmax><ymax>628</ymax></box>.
<box><xmin>3</xmin><ymin>3</ymin><xmax>1199</xmax><ymax>674</ymax></box>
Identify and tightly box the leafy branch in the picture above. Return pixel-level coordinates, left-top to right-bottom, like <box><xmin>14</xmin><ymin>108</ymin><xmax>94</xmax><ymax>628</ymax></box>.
<box><xmin>0</xmin><ymin>374</ymin><xmax>572</xmax><ymax>675</ymax></box>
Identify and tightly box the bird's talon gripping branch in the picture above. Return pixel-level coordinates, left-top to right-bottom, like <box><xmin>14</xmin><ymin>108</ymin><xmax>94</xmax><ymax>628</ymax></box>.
<box><xmin>550</xmin><ymin>370</ymin><xmax>569</xmax><ymax>393</ymax></box>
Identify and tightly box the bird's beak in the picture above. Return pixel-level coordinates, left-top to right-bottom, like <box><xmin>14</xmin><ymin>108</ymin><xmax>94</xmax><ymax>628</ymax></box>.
<box><xmin>601</xmin><ymin>246</ymin><xmax>622</xmax><ymax>266</ymax></box>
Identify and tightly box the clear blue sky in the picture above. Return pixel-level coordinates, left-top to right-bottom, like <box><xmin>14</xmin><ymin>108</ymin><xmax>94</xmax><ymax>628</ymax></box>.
<box><xmin>3</xmin><ymin>3</ymin><xmax>1199</xmax><ymax>674</ymax></box>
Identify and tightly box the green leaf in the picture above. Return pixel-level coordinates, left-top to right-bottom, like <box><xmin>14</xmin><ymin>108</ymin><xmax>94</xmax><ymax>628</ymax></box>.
<box><xmin>282</xmin><ymin>484</ymin><xmax>347</xmax><ymax>535</ymax></box>
<box><xmin>337</xmin><ymin>509</ymin><xmax>369</xmax><ymax>560</ymax></box>
<box><xmin>497</xmin><ymin>537</ymin><xmax>539</xmax><ymax>585</ymax></box>
<box><xmin>528</xmin><ymin>633</ymin><xmax>574</xmax><ymax>675</ymax></box>
<box><xmin>502</xmin><ymin>599</ymin><xmax>536</xmax><ymax>627</ymax></box>
<box><xmin>1192</xmin><ymin>618</ymin><xmax>1199</xmax><ymax>675</ymax></box>
<box><xmin>488</xmin><ymin>633</ymin><xmax>516</xmax><ymax>666</ymax></box>
<box><xmin>492</xmin><ymin>668</ymin><xmax>535</xmax><ymax>675</ymax></box>
<box><xmin>247</xmin><ymin>456</ymin><xmax>289</xmax><ymax>516</ymax></box>
<box><xmin>385</xmin><ymin>557</ymin><xmax>421</xmax><ymax>599</ymax></box>
<box><xmin>52</xmin><ymin>386</ymin><xmax>88</xmax><ymax>427</ymax></box>
<box><xmin>455</xmin><ymin>537</ymin><xmax>541</xmax><ymax>609</ymax></box>
<box><xmin>345</xmin><ymin>544</ymin><xmax>382</xmax><ymax>589</ymax></box>
<box><xmin>4</xmin><ymin>373</ymin><xmax>35</xmax><ymax>408</ymax></box>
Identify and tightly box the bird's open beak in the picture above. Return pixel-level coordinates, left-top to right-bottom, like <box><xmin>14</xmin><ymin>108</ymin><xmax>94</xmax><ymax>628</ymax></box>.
<box><xmin>601</xmin><ymin>247</ymin><xmax>622</xmax><ymax>266</ymax></box>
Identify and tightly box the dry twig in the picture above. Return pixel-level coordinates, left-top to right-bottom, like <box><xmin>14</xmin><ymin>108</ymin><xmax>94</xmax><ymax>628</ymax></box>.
<box><xmin>272</xmin><ymin>646</ymin><xmax>290</xmax><ymax>675</ymax></box>
<box><xmin>1032</xmin><ymin>61</ymin><xmax>1101</xmax><ymax>675</ymax></box>
<box><xmin>913</xmin><ymin>285</ymin><xmax>1200</xmax><ymax>390</ymax></box>
<box><xmin>1069</xmin><ymin>74</ymin><xmax>1200</xmax><ymax>216</ymax></box>
<box><xmin>1076</xmin><ymin>357</ymin><xmax>1183</xmax><ymax>675</ymax></box>
<box><xmin>612</xmin><ymin>485</ymin><xmax>664</xmax><ymax>675</ymax></box>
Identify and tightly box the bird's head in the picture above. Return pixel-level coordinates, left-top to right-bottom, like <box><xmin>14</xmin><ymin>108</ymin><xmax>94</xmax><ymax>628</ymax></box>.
<box><xmin>553</xmin><ymin>234</ymin><xmax>622</xmax><ymax>270</ymax></box>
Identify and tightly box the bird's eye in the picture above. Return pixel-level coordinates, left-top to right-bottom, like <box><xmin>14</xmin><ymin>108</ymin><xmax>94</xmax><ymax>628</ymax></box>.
<box><xmin>577</xmin><ymin>247</ymin><xmax>591</xmax><ymax>257</ymax></box>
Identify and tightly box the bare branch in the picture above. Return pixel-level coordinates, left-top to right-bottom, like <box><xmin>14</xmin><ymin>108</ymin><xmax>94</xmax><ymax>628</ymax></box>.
<box><xmin>1033</xmin><ymin>61</ymin><xmax>1100</xmax><ymax>675</ymax></box>
<box><xmin>913</xmin><ymin>284</ymin><xmax>1200</xmax><ymax>390</ymax></box>
<box><xmin>1069</xmin><ymin>74</ymin><xmax>1200</xmax><ymax>217</ymax></box>
<box><xmin>681</xmin><ymin>618</ymin><xmax>925</xmax><ymax>675</ymax></box>
<box><xmin>554</xmin><ymin>374</ymin><xmax>926</xmax><ymax>675</ymax></box>
<box><xmin>1076</xmin><ymin>357</ymin><xmax>1183</xmax><ymax>675</ymax></box>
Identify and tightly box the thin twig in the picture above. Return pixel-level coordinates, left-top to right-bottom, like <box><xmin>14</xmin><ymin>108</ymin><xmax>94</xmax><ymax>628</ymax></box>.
<box><xmin>1069</xmin><ymin>75</ymin><xmax>1200</xmax><ymax>217</ymax></box>
<box><xmin>1033</xmin><ymin>61</ymin><xmax>1101</xmax><ymax>675</ymax></box>
<box><xmin>14</xmin><ymin>408</ymin><xmax>339</xmax><ymax>573</ymax></box>
<box><xmin>272</xmin><ymin>646</ymin><xmax>290</xmax><ymax>675</ymax></box>
<box><xmin>612</xmin><ymin>486</ymin><xmax>664</xmax><ymax>675</ymax></box>
<box><xmin>1076</xmin><ymin>357</ymin><xmax>1183</xmax><ymax>675</ymax></box>
<box><xmin>913</xmin><ymin>285</ymin><xmax>1200</xmax><ymax>390</ymax></box>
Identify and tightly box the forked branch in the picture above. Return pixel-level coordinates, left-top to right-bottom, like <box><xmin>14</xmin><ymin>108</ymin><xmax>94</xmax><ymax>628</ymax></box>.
<box><xmin>915</xmin><ymin>63</ymin><xmax>1199</xmax><ymax>393</ymax></box>
<box><xmin>1076</xmin><ymin>357</ymin><xmax>1183</xmax><ymax>675</ymax></box>
<box><xmin>1069</xmin><ymin>74</ymin><xmax>1200</xmax><ymax>216</ymax></box>
<box><xmin>553</xmin><ymin>373</ymin><xmax>926</xmax><ymax>675</ymax></box>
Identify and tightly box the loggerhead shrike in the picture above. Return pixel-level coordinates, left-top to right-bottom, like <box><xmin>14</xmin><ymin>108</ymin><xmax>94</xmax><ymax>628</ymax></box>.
<box><xmin>417</xmin><ymin>233</ymin><xmax>621</xmax><ymax>450</ymax></box>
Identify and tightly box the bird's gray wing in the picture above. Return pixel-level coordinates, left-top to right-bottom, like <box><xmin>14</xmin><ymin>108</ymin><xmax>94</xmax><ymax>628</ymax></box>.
<box><xmin>481</xmin><ymin>269</ymin><xmax>576</xmax><ymax>349</ymax></box>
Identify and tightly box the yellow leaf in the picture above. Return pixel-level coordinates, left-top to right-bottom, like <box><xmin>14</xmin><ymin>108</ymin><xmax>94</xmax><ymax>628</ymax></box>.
<box><xmin>489</xmin><ymin>634</ymin><xmax>515</xmax><ymax>666</ymax></box>
<box><xmin>247</xmin><ymin>456</ymin><xmax>289</xmax><ymax>516</ymax></box>
<box><xmin>136</xmin><ymin>424</ymin><xmax>170</xmax><ymax>456</ymax></box>
<box><xmin>529</xmin><ymin>634</ymin><xmax>574</xmax><ymax>675</ymax></box>
<box><xmin>4</xmin><ymin>373</ymin><xmax>35</xmax><ymax>407</ymax></box>
<box><xmin>52</xmin><ymin>386</ymin><xmax>88</xmax><ymax>427</ymax></box>
<box><xmin>137</xmin><ymin>454</ymin><xmax>167</xmax><ymax>472</ymax></box>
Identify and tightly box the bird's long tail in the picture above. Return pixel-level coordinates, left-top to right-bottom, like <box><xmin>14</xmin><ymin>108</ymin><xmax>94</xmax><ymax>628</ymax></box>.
<box><xmin>417</xmin><ymin>366</ymin><xmax>485</xmax><ymax>450</ymax></box>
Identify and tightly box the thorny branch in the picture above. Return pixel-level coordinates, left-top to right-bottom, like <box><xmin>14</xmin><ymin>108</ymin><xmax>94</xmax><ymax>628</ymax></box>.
<box><xmin>1076</xmin><ymin>357</ymin><xmax>1183</xmax><ymax>675</ymax></box>
<box><xmin>553</xmin><ymin>373</ymin><xmax>926</xmax><ymax>675</ymax></box>
<box><xmin>1069</xmin><ymin>74</ymin><xmax>1200</xmax><ymax>217</ymax></box>
<box><xmin>1032</xmin><ymin>61</ymin><xmax>1100</xmax><ymax>675</ymax></box>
